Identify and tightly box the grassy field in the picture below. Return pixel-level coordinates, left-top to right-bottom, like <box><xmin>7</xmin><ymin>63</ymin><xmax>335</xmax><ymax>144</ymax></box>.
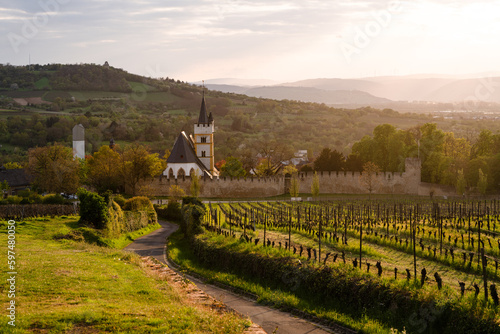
<box><xmin>0</xmin><ymin>217</ymin><xmax>249</xmax><ymax>333</ymax></box>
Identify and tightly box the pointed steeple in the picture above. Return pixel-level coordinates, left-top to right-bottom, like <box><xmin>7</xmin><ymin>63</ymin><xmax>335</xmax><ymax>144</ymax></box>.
<box><xmin>197</xmin><ymin>92</ymin><xmax>210</xmax><ymax>124</ymax></box>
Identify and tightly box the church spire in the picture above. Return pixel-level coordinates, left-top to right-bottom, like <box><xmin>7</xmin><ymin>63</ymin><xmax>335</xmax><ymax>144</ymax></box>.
<box><xmin>197</xmin><ymin>82</ymin><xmax>210</xmax><ymax>124</ymax></box>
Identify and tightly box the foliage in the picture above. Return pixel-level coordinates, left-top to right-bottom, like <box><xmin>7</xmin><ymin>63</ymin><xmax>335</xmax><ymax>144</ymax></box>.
<box><xmin>220</xmin><ymin>156</ymin><xmax>246</xmax><ymax>177</ymax></box>
<box><xmin>289</xmin><ymin>174</ymin><xmax>300</xmax><ymax>197</ymax></box>
<box><xmin>314</xmin><ymin>147</ymin><xmax>345</xmax><ymax>171</ymax></box>
<box><xmin>455</xmin><ymin>169</ymin><xmax>466</xmax><ymax>195</ymax></box>
<box><xmin>181</xmin><ymin>203</ymin><xmax>206</xmax><ymax>238</ymax></box>
<box><xmin>478</xmin><ymin>169</ymin><xmax>488</xmax><ymax>195</ymax></box>
<box><xmin>85</xmin><ymin>145</ymin><xmax>122</xmax><ymax>193</ymax></box>
<box><xmin>281</xmin><ymin>164</ymin><xmax>298</xmax><ymax>175</ymax></box>
<box><xmin>77</xmin><ymin>188</ymin><xmax>109</xmax><ymax>229</ymax></box>
<box><xmin>169</xmin><ymin>184</ymin><xmax>185</xmax><ymax>201</ymax></box>
<box><xmin>118</xmin><ymin>144</ymin><xmax>166</xmax><ymax>195</ymax></box>
<box><xmin>42</xmin><ymin>193</ymin><xmax>68</xmax><ymax>204</ymax></box>
<box><xmin>311</xmin><ymin>171</ymin><xmax>320</xmax><ymax>197</ymax></box>
<box><xmin>122</xmin><ymin>196</ymin><xmax>154</xmax><ymax>212</ymax></box>
<box><xmin>27</xmin><ymin>144</ymin><xmax>81</xmax><ymax>194</ymax></box>
<box><xmin>360</xmin><ymin>162</ymin><xmax>381</xmax><ymax>194</ymax></box>
<box><xmin>155</xmin><ymin>201</ymin><xmax>182</xmax><ymax>221</ymax></box>
<box><xmin>190</xmin><ymin>170</ymin><xmax>201</xmax><ymax>197</ymax></box>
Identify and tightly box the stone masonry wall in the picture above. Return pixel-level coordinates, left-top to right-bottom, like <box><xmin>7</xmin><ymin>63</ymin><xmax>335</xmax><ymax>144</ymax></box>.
<box><xmin>140</xmin><ymin>158</ymin><xmax>427</xmax><ymax>198</ymax></box>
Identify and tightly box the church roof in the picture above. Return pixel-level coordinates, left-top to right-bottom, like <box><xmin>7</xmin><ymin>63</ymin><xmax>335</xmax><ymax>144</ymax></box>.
<box><xmin>167</xmin><ymin>132</ymin><xmax>209</xmax><ymax>174</ymax></box>
<box><xmin>197</xmin><ymin>94</ymin><xmax>210</xmax><ymax>124</ymax></box>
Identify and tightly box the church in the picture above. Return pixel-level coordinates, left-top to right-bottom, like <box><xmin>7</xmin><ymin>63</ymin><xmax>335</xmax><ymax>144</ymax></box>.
<box><xmin>163</xmin><ymin>93</ymin><xmax>218</xmax><ymax>179</ymax></box>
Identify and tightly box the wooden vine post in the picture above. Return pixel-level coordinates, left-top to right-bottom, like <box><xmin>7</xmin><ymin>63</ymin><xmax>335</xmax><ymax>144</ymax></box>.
<box><xmin>359</xmin><ymin>217</ymin><xmax>363</xmax><ymax>270</ymax></box>
<box><xmin>482</xmin><ymin>247</ymin><xmax>488</xmax><ymax>301</ymax></box>
<box><xmin>318</xmin><ymin>208</ymin><xmax>322</xmax><ymax>263</ymax></box>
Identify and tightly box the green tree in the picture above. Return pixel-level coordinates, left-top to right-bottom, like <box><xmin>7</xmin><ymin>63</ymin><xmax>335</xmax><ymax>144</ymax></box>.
<box><xmin>27</xmin><ymin>144</ymin><xmax>81</xmax><ymax>194</ymax></box>
<box><xmin>313</xmin><ymin>148</ymin><xmax>345</xmax><ymax>171</ymax></box>
<box><xmin>119</xmin><ymin>144</ymin><xmax>166</xmax><ymax>195</ymax></box>
<box><xmin>456</xmin><ymin>169</ymin><xmax>466</xmax><ymax>196</ymax></box>
<box><xmin>478</xmin><ymin>169</ymin><xmax>488</xmax><ymax>195</ymax></box>
<box><xmin>289</xmin><ymin>174</ymin><xmax>300</xmax><ymax>197</ymax></box>
<box><xmin>86</xmin><ymin>145</ymin><xmax>122</xmax><ymax>193</ymax></box>
<box><xmin>190</xmin><ymin>171</ymin><xmax>201</xmax><ymax>197</ymax></box>
<box><xmin>220</xmin><ymin>156</ymin><xmax>246</xmax><ymax>178</ymax></box>
<box><xmin>311</xmin><ymin>171</ymin><xmax>320</xmax><ymax>198</ymax></box>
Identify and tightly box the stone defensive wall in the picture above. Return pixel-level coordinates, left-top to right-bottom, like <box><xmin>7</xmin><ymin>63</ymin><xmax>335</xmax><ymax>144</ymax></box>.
<box><xmin>142</xmin><ymin>158</ymin><xmax>430</xmax><ymax>198</ymax></box>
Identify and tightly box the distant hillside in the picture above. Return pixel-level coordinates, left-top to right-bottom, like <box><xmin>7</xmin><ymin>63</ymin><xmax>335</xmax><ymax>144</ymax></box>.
<box><xmin>208</xmin><ymin>75</ymin><xmax>500</xmax><ymax>105</ymax></box>
<box><xmin>243</xmin><ymin>86</ymin><xmax>392</xmax><ymax>105</ymax></box>
<box><xmin>207</xmin><ymin>84</ymin><xmax>392</xmax><ymax>105</ymax></box>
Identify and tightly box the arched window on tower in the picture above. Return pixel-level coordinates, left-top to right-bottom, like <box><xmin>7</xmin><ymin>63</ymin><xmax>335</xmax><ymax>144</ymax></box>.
<box><xmin>168</xmin><ymin>168</ymin><xmax>175</xmax><ymax>179</ymax></box>
<box><xmin>201</xmin><ymin>137</ymin><xmax>207</xmax><ymax>143</ymax></box>
<box><xmin>201</xmin><ymin>151</ymin><xmax>206</xmax><ymax>157</ymax></box>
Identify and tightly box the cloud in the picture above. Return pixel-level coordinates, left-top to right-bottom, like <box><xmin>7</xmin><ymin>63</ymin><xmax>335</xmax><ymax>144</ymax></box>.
<box><xmin>1</xmin><ymin>0</ymin><xmax>500</xmax><ymax>81</ymax></box>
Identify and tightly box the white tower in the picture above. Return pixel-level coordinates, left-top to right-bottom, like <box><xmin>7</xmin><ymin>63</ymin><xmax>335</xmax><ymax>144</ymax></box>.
<box><xmin>193</xmin><ymin>93</ymin><xmax>214</xmax><ymax>173</ymax></box>
<box><xmin>72</xmin><ymin>124</ymin><xmax>85</xmax><ymax>159</ymax></box>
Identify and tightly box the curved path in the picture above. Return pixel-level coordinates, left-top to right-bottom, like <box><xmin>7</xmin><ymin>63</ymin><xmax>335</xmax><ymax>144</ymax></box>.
<box><xmin>124</xmin><ymin>221</ymin><xmax>340</xmax><ymax>334</ymax></box>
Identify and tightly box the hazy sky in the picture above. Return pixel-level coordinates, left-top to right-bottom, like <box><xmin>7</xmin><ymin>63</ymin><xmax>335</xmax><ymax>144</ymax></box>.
<box><xmin>1</xmin><ymin>0</ymin><xmax>500</xmax><ymax>82</ymax></box>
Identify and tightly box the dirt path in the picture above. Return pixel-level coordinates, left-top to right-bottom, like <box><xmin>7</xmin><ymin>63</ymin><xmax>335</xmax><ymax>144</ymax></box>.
<box><xmin>124</xmin><ymin>221</ymin><xmax>341</xmax><ymax>334</ymax></box>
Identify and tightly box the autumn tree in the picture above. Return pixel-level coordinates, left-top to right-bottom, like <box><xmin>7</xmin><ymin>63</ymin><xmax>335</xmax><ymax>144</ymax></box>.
<box><xmin>119</xmin><ymin>144</ymin><xmax>166</xmax><ymax>195</ymax></box>
<box><xmin>86</xmin><ymin>145</ymin><xmax>122</xmax><ymax>193</ymax></box>
<box><xmin>478</xmin><ymin>169</ymin><xmax>488</xmax><ymax>195</ymax></box>
<box><xmin>27</xmin><ymin>144</ymin><xmax>81</xmax><ymax>194</ymax></box>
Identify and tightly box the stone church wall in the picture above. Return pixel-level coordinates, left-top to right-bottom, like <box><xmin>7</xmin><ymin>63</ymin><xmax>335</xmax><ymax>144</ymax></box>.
<box><xmin>141</xmin><ymin>158</ymin><xmax>430</xmax><ymax>198</ymax></box>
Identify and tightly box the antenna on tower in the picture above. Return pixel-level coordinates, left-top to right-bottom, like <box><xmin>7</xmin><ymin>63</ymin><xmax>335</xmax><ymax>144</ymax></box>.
<box><xmin>29</xmin><ymin>53</ymin><xmax>31</xmax><ymax>71</ymax></box>
<box><xmin>202</xmin><ymin>80</ymin><xmax>205</xmax><ymax>96</ymax></box>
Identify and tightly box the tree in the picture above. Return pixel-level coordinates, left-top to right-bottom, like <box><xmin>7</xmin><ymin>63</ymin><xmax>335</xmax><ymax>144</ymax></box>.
<box><xmin>478</xmin><ymin>169</ymin><xmax>488</xmax><ymax>196</ymax></box>
<box><xmin>314</xmin><ymin>148</ymin><xmax>345</xmax><ymax>171</ymax></box>
<box><xmin>119</xmin><ymin>144</ymin><xmax>166</xmax><ymax>195</ymax></box>
<box><xmin>282</xmin><ymin>164</ymin><xmax>298</xmax><ymax>175</ymax></box>
<box><xmin>360</xmin><ymin>162</ymin><xmax>381</xmax><ymax>194</ymax></box>
<box><xmin>27</xmin><ymin>144</ymin><xmax>81</xmax><ymax>194</ymax></box>
<box><xmin>311</xmin><ymin>171</ymin><xmax>320</xmax><ymax>198</ymax></box>
<box><xmin>345</xmin><ymin>153</ymin><xmax>363</xmax><ymax>172</ymax></box>
<box><xmin>220</xmin><ymin>156</ymin><xmax>246</xmax><ymax>178</ymax></box>
<box><xmin>456</xmin><ymin>169</ymin><xmax>466</xmax><ymax>196</ymax></box>
<box><xmin>190</xmin><ymin>171</ymin><xmax>201</xmax><ymax>197</ymax></box>
<box><xmin>86</xmin><ymin>145</ymin><xmax>122</xmax><ymax>193</ymax></box>
<box><xmin>169</xmin><ymin>184</ymin><xmax>185</xmax><ymax>201</ymax></box>
<box><xmin>289</xmin><ymin>174</ymin><xmax>300</xmax><ymax>197</ymax></box>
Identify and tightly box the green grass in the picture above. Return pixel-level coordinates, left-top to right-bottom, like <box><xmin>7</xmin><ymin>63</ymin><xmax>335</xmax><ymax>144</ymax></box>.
<box><xmin>34</xmin><ymin>77</ymin><xmax>50</xmax><ymax>90</ymax></box>
<box><xmin>0</xmin><ymin>217</ymin><xmax>249</xmax><ymax>333</ymax></box>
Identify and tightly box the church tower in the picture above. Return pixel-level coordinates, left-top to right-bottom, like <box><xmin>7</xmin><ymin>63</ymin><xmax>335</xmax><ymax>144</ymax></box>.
<box><xmin>193</xmin><ymin>93</ymin><xmax>215</xmax><ymax>173</ymax></box>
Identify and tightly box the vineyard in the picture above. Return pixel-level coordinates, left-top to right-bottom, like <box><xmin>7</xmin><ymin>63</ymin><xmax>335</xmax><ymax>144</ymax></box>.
<box><xmin>193</xmin><ymin>198</ymin><xmax>500</xmax><ymax>333</ymax></box>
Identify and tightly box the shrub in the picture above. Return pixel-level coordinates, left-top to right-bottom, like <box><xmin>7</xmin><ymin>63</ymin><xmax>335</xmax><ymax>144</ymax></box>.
<box><xmin>113</xmin><ymin>194</ymin><xmax>126</xmax><ymax>208</ymax></box>
<box><xmin>42</xmin><ymin>194</ymin><xmax>67</xmax><ymax>204</ymax></box>
<box><xmin>6</xmin><ymin>196</ymin><xmax>23</xmax><ymax>204</ymax></box>
<box><xmin>181</xmin><ymin>203</ymin><xmax>205</xmax><ymax>238</ymax></box>
<box><xmin>123</xmin><ymin>196</ymin><xmax>154</xmax><ymax>212</ymax></box>
<box><xmin>155</xmin><ymin>201</ymin><xmax>182</xmax><ymax>221</ymax></box>
<box><xmin>77</xmin><ymin>188</ymin><xmax>109</xmax><ymax>229</ymax></box>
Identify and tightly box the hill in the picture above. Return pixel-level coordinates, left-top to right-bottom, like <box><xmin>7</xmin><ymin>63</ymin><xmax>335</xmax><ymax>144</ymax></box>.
<box><xmin>1</xmin><ymin>63</ymin><xmax>500</xmax><ymax>173</ymax></box>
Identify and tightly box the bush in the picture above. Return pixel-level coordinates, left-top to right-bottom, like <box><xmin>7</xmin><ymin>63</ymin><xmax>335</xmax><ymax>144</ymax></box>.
<box><xmin>42</xmin><ymin>194</ymin><xmax>67</xmax><ymax>204</ymax></box>
<box><xmin>77</xmin><ymin>188</ymin><xmax>109</xmax><ymax>229</ymax></box>
<box><xmin>181</xmin><ymin>203</ymin><xmax>205</xmax><ymax>238</ymax></box>
<box><xmin>182</xmin><ymin>196</ymin><xmax>203</xmax><ymax>207</ymax></box>
<box><xmin>123</xmin><ymin>196</ymin><xmax>154</xmax><ymax>212</ymax></box>
<box><xmin>113</xmin><ymin>194</ymin><xmax>126</xmax><ymax>208</ymax></box>
<box><xmin>155</xmin><ymin>201</ymin><xmax>182</xmax><ymax>221</ymax></box>
<box><xmin>6</xmin><ymin>196</ymin><xmax>22</xmax><ymax>204</ymax></box>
